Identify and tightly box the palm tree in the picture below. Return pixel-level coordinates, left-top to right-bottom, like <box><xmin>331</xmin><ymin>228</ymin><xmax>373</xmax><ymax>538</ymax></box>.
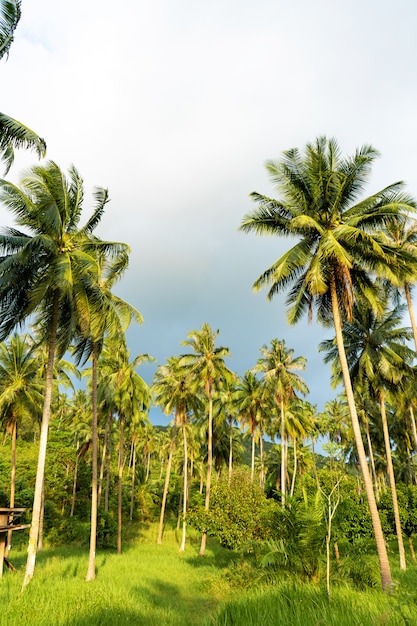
<box><xmin>72</xmin><ymin>240</ymin><xmax>142</xmax><ymax>581</ymax></box>
<box><xmin>381</xmin><ymin>217</ymin><xmax>417</xmax><ymax>351</ymax></box>
<box><xmin>0</xmin><ymin>113</ymin><xmax>46</xmax><ymax>175</ymax></box>
<box><xmin>234</xmin><ymin>371</ymin><xmax>269</xmax><ymax>484</ymax></box>
<box><xmin>152</xmin><ymin>356</ymin><xmax>202</xmax><ymax>550</ymax></box>
<box><xmin>180</xmin><ymin>323</ymin><xmax>233</xmax><ymax>556</ymax></box>
<box><xmin>254</xmin><ymin>339</ymin><xmax>308</xmax><ymax>507</ymax></box>
<box><xmin>0</xmin><ymin>161</ymin><xmax>119</xmax><ymax>589</ymax></box>
<box><xmin>0</xmin><ymin>0</ymin><xmax>20</xmax><ymax>59</ymax></box>
<box><xmin>320</xmin><ymin>299</ymin><xmax>415</xmax><ymax>571</ymax></box>
<box><xmin>101</xmin><ymin>343</ymin><xmax>151</xmax><ymax>555</ymax></box>
<box><xmin>0</xmin><ymin>333</ymin><xmax>42</xmax><ymax>553</ymax></box>
<box><xmin>0</xmin><ymin>3</ymin><xmax>46</xmax><ymax>172</ymax></box>
<box><xmin>240</xmin><ymin>137</ymin><xmax>416</xmax><ymax>590</ymax></box>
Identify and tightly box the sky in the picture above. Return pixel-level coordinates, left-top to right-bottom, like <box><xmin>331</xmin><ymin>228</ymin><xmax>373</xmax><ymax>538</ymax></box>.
<box><xmin>2</xmin><ymin>0</ymin><xmax>417</xmax><ymax>425</ymax></box>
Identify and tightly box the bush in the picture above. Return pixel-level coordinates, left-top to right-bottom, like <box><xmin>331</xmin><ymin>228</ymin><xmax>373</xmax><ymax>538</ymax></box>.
<box><xmin>188</xmin><ymin>469</ymin><xmax>276</xmax><ymax>552</ymax></box>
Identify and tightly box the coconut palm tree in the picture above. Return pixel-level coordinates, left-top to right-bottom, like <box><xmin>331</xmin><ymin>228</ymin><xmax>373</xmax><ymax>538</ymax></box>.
<box><xmin>72</xmin><ymin>240</ymin><xmax>142</xmax><ymax>581</ymax></box>
<box><xmin>0</xmin><ymin>161</ymin><xmax>121</xmax><ymax>589</ymax></box>
<box><xmin>234</xmin><ymin>371</ymin><xmax>270</xmax><ymax>485</ymax></box>
<box><xmin>152</xmin><ymin>356</ymin><xmax>202</xmax><ymax>550</ymax></box>
<box><xmin>0</xmin><ymin>0</ymin><xmax>20</xmax><ymax>59</ymax></box>
<box><xmin>180</xmin><ymin>323</ymin><xmax>233</xmax><ymax>555</ymax></box>
<box><xmin>254</xmin><ymin>339</ymin><xmax>308</xmax><ymax>507</ymax></box>
<box><xmin>240</xmin><ymin>137</ymin><xmax>416</xmax><ymax>590</ymax></box>
<box><xmin>0</xmin><ymin>333</ymin><xmax>42</xmax><ymax>553</ymax></box>
<box><xmin>320</xmin><ymin>298</ymin><xmax>415</xmax><ymax>571</ymax></box>
<box><xmin>100</xmin><ymin>343</ymin><xmax>151</xmax><ymax>555</ymax></box>
<box><xmin>0</xmin><ymin>3</ymin><xmax>46</xmax><ymax>172</ymax></box>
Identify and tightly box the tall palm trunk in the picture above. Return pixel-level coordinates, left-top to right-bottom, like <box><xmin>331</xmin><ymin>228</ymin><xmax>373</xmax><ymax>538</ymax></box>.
<box><xmin>179</xmin><ymin>421</ymin><xmax>188</xmax><ymax>552</ymax></box>
<box><xmin>290</xmin><ymin>437</ymin><xmax>297</xmax><ymax>498</ymax></box>
<box><xmin>330</xmin><ymin>278</ymin><xmax>392</xmax><ymax>590</ymax></box>
<box><xmin>22</xmin><ymin>293</ymin><xmax>59</xmax><ymax>591</ymax></box>
<box><xmin>98</xmin><ymin>417</ymin><xmax>109</xmax><ymax>507</ymax></box>
<box><xmin>157</xmin><ymin>424</ymin><xmax>176</xmax><ymax>544</ymax></box>
<box><xmin>404</xmin><ymin>283</ymin><xmax>417</xmax><ymax>351</ymax></box>
<box><xmin>280</xmin><ymin>399</ymin><xmax>286</xmax><ymax>508</ymax></box>
<box><xmin>70</xmin><ymin>443</ymin><xmax>82</xmax><ymax>517</ymax></box>
<box><xmin>364</xmin><ymin>414</ymin><xmax>379</xmax><ymax>500</ymax></box>
<box><xmin>129</xmin><ymin>438</ymin><xmax>137</xmax><ymax>522</ymax></box>
<box><xmin>259</xmin><ymin>425</ymin><xmax>265</xmax><ymax>490</ymax></box>
<box><xmin>6</xmin><ymin>419</ymin><xmax>17</xmax><ymax>557</ymax></box>
<box><xmin>104</xmin><ymin>414</ymin><xmax>113</xmax><ymax>514</ymax></box>
<box><xmin>379</xmin><ymin>392</ymin><xmax>406</xmax><ymax>570</ymax></box>
<box><xmin>228</xmin><ymin>415</ymin><xmax>233</xmax><ymax>485</ymax></box>
<box><xmin>117</xmin><ymin>414</ymin><xmax>125</xmax><ymax>555</ymax></box>
<box><xmin>86</xmin><ymin>342</ymin><xmax>99</xmax><ymax>581</ymax></box>
<box><xmin>250</xmin><ymin>430</ymin><xmax>255</xmax><ymax>483</ymax></box>
<box><xmin>200</xmin><ymin>384</ymin><xmax>213</xmax><ymax>556</ymax></box>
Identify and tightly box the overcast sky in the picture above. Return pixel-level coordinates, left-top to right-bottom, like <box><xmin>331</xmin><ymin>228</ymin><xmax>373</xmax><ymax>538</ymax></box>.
<box><xmin>2</xmin><ymin>0</ymin><xmax>417</xmax><ymax>424</ymax></box>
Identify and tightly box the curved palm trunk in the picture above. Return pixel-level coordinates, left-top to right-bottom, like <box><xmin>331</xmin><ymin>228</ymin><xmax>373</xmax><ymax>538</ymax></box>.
<box><xmin>379</xmin><ymin>392</ymin><xmax>406</xmax><ymax>570</ymax></box>
<box><xmin>22</xmin><ymin>293</ymin><xmax>59</xmax><ymax>591</ymax></box>
<box><xmin>290</xmin><ymin>437</ymin><xmax>297</xmax><ymax>498</ymax></box>
<box><xmin>330</xmin><ymin>278</ymin><xmax>392</xmax><ymax>591</ymax></box>
<box><xmin>86</xmin><ymin>342</ymin><xmax>99</xmax><ymax>581</ymax></box>
<box><xmin>104</xmin><ymin>414</ymin><xmax>113</xmax><ymax>514</ymax></box>
<box><xmin>117</xmin><ymin>414</ymin><xmax>125</xmax><ymax>555</ymax></box>
<box><xmin>200</xmin><ymin>384</ymin><xmax>213</xmax><ymax>556</ymax></box>
<box><xmin>157</xmin><ymin>424</ymin><xmax>176</xmax><ymax>544</ymax></box>
<box><xmin>179</xmin><ymin>422</ymin><xmax>188</xmax><ymax>552</ymax></box>
<box><xmin>6</xmin><ymin>419</ymin><xmax>17</xmax><ymax>557</ymax></box>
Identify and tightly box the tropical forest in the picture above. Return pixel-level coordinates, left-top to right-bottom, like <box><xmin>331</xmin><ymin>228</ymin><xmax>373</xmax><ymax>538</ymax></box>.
<box><xmin>2</xmin><ymin>2</ymin><xmax>417</xmax><ymax>625</ymax></box>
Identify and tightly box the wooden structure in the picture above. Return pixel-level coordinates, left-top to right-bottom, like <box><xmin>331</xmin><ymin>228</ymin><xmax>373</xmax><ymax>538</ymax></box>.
<box><xmin>0</xmin><ymin>508</ymin><xmax>29</xmax><ymax>577</ymax></box>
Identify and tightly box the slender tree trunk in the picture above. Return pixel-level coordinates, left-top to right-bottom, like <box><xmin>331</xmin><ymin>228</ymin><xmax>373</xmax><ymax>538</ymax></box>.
<box><xmin>409</xmin><ymin>407</ymin><xmax>417</xmax><ymax>454</ymax></box>
<box><xmin>228</xmin><ymin>415</ymin><xmax>233</xmax><ymax>485</ymax></box>
<box><xmin>405</xmin><ymin>283</ymin><xmax>417</xmax><ymax>351</ymax></box>
<box><xmin>129</xmin><ymin>438</ymin><xmax>137</xmax><ymax>522</ymax></box>
<box><xmin>104</xmin><ymin>414</ymin><xmax>113</xmax><ymax>514</ymax></box>
<box><xmin>250</xmin><ymin>430</ymin><xmax>255</xmax><ymax>483</ymax></box>
<box><xmin>179</xmin><ymin>422</ymin><xmax>188</xmax><ymax>552</ymax></box>
<box><xmin>22</xmin><ymin>293</ymin><xmax>59</xmax><ymax>591</ymax></box>
<box><xmin>6</xmin><ymin>419</ymin><xmax>16</xmax><ymax>557</ymax></box>
<box><xmin>364</xmin><ymin>415</ymin><xmax>379</xmax><ymax>500</ymax></box>
<box><xmin>98</xmin><ymin>418</ymin><xmax>109</xmax><ymax>508</ymax></box>
<box><xmin>117</xmin><ymin>415</ymin><xmax>125</xmax><ymax>555</ymax></box>
<box><xmin>86</xmin><ymin>342</ymin><xmax>99</xmax><ymax>581</ymax></box>
<box><xmin>70</xmin><ymin>444</ymin><xmax>81</xmax><ymax>517</ymax></box>
<box><xmin>145</xmin><ymin>450</ymin><xmax>151</xmax><ymax>482</ymax></box>
<box><xmin>200</xmin><ymin>385</ymin><xmax>213</xmax><ymax>556</ymax></box>
<box><xmin>290</xmin><ymin>438</ymin><xmax>297</xmax><ymax>498</ymax></box>
<box><xmin>38</xmin><ymin>480</ymin><xmax>45</xmax><ymax>552</ymax></box>
<box><xmin>379</xmin><ymin>393</ymin><xmax>406</xmax><ymax>571</ymax></box>
<box><xmin>157</xmin><ymin>424</ymin><xmax>176</xmax><ymax>544</ymax></box>
<box><xmin>330</xmin><ymin>277</ymin><xmax>392</xmax><ymax>591</ymax></box>
<box><xmin>280</xmin><ymin>399</ymin><xmax>286</xmax><ymax>508</ymax></box>
<box><xmin>259</xmin><ymin>425</ymin><xmax>265</xmax><ymax>490</ymax></box>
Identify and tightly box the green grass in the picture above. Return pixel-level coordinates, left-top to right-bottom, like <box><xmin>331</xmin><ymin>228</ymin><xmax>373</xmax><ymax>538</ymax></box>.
<box><xmin>0</xmin><ymin>525</ymin><xmax>234</xmax><ymax>626</ymax></box>
<box><xmin>2</xmin><ymin>526</ymin><xmax>417</xmax><ymax>625</ymax></box>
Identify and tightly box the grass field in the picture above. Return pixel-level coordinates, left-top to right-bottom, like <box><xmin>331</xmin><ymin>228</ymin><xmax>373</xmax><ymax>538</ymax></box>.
<box><xmin>1</xmin><ymin>525</ymin><xmax>417</xmax><ymax>625</ymax></box>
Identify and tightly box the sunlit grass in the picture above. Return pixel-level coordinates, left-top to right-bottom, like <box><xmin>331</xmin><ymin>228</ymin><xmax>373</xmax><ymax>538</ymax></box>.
<box><xmin>2</xmin><ymin>525</ymin><xmax>417</xmax><ymax>626</ymax></box>
<box><xmin>0</xmin><ymin>525</ymin><xmax>234</xmax><ymax>626</ymax></box>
